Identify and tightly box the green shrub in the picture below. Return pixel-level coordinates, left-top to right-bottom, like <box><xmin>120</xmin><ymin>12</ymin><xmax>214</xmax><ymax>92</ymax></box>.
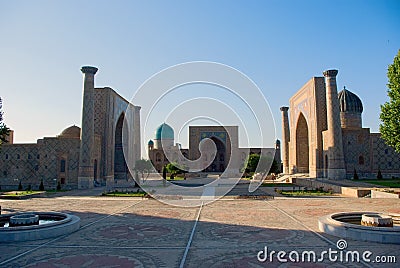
<box><xmin>353</xmin><ymin>169</ymin><xmax>359</xmax><ymax>180</ymax></box>
<box><xmin>56</xmin><ymin>181</ymin><xmax>61</xmax><ymax>191</ymax></box>
<box><xmin>39</xmin><ymin>180</ymin><xmax>44</xmax><ymax>191</ymax></box>
<box><xmin>377</xmin><ymin>169</ymin><xmax>383</xmax><ymax>179</ymax></box>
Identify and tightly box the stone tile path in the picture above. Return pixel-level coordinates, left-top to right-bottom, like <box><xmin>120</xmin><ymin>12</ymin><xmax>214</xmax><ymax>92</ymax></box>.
<box><xmin>1</xmin><ymin>191</ymin><xmax>399</xmax><ymax>267</ymax></box>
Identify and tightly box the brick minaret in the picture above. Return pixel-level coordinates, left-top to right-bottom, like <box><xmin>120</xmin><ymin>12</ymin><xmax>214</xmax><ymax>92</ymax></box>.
<box><xmin>280</xmin><ymin>106</ymin><xmax>290</xmax><ymax>174</ymax></box>
<box><xmin>323</xmin><ymin>69</ymin><xmax>346</xmax><ymax>180</ymax></box>
<box><xmin>78</xmin><ymin>66</ymin><xmax>98</xmax><ymax>189</ymax></box>
<box><xmin>133</xmin><ymin>106</ymin><xmax>141</xmax><ymax>169</ymax></box>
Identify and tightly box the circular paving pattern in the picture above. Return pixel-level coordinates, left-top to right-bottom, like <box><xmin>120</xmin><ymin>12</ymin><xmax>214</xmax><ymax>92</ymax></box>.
<box><xmin>97</xmin><ymin>223</ymin><xmax>173</xmax><ymax>240</ymax></box>
<box><xmin>134</xmin><ymin>209</ymin><xmax>193</xmax><ymax>219</ymax></box>
<box><xmin>199</xmin><ymin>225</ymin><xmax>303</xmax><ymax>245</ymax></box>
<box><xmin>26</xmin><ymin>254</ymin><xmax>155</xmax><ymax>268</ymax></box>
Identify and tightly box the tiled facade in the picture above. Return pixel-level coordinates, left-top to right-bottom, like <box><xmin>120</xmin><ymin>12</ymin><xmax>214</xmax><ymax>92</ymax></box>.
<box><xmin>0</xmin><ymin>67</ymin><xmax>141</xmax><ymax>190</ymax></box>
<box><xmin>148</xmin><ymin>125</ymin><xmax>280</xmax><ymax>174</ymax></box>
<box><xmin>0</xmin><ymin>130</ymin><xmax>80</xmax><ymax>190</ymax></box>
<box><xmin>281</xmin><ymin>69</ymin><xmax>400</xmax><ymax>179</ymax></box>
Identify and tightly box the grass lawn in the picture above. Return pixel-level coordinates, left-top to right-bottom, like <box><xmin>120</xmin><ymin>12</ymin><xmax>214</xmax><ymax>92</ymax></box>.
<box><xmin>361</xmin><ymin>179</ymin><xmax>400</xmax><ymax>188</ymax></box>
<box><xmin>166</xmin><ymin>176</ymin><xmax>185</xmax><ymax>181</ymax></box>
<box><xmin>279</xmin><ymin>189</ymin><xmax>333</xmax><ymax>197</ymax></box>
<box><xmin>1</xmin><ymin>191</ymin><xmax>45</xmax><ymax>196</ymax></box>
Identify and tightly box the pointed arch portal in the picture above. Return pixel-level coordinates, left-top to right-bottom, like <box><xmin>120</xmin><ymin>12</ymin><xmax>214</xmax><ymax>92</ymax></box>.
<box><xmin>296</xmin><ymin>113</ymin><xmax>309</xmax><ymax>173</ymax></box>
<box><xmin>204</xmin><ymin>137</ymin><xmax>226</xmax><ymax>172</ymax></box>
<box><xmin>114</xmin><ymin>113</ymin><xmax>129</xmax><ymax>180</ymax></box>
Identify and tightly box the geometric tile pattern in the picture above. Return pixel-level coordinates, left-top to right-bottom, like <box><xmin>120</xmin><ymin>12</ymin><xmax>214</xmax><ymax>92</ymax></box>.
<box><xmin>0</xmin><ymin>137</ymin><xmax>80</xmax><ymax>190</ymax></box>
<box><xmin>0</xmin><ymin>67</ymin><xmax>142</xmax><ymax>190</ymax></box>
<box><xmin>1</xmin><ymin>195</ymin><xmax>399</xmax><ymax>268</ymax></box>
<box><xmin>371</xmin><ymin>134</ymin><xmax>400</xmax><ymax>173</ymax></box>
<box><xmin>285</xmin><ymin>70</ymin><xmax>400</xmax><ymax>178</ymax></box>
<box><xmin>78</xmin><ymin>71</ymin><xmax>96</xmax><ymax>182</ymax></box>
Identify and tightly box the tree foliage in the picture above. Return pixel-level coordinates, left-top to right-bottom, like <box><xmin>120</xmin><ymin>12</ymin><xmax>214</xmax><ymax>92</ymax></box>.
<box><xmin>166</xmin><ymin>162</ymin><xmax>187</xmax><ymax>175</ymax></box>
<box><xmin>0</xmin><ymin>97</ymin><xmax>10</xmax><ymax>147</ymax></box>
<box><xmin>377</xmin><ymin>168</ymin><xmax>383</xmax><ymax>180</ymax></box>
<box><xmin>162</xmin><ymin>166</ymin><xmax>167</xmax><ymax>180</ymax></box>
<box><xmin>162</xmin><ymin>165</ymin><xmax>167</xmax><ymax>186</ymax></box>
<box><xmin>242</xmin><ymin>153</ymin><xmax>280</xmax><ymax>176</ymax></box>
<box><xmin>380</xmin><ymin>49</ymin><xmax>400</xmax><ymax>153</ymax></box>
<box><xmin>57</xmin><ymin>181</ymin><xmax>61</xmax><ymax>191</ymax></box>
<box><xmin>39</xmin><ymin>179</ymin><xmax>45</xmax><ymax>191</ymax></box>
<box><xmin>353</xmin><ymin>169</ymin><xmax>359</xmax><ymax>180</ymax></box>
<box><xmin>135</xmin><ymin>159</ymin><xmax>153</xmax><ymax>183</ymax></box>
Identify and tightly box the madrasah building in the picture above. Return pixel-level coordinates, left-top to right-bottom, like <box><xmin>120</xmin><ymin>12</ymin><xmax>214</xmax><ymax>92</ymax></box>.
<box><xmin>0</xmin><ymin>67</ymin><xmax>141</xmax><ymax>190</ymax></box>
<box><xmin>147</xmin><ymin>124</ymin><xmax>281</xmax><ymax>174</ymax></box>
<box><xmin>280</xmin><ymin>69</ymin><xmax>400</xmax><ymax>179</ymax></box>
<box><xmin>0</xmin><ymin>67</ymin><xmax>399</xmax><ymax>190</ymax></box>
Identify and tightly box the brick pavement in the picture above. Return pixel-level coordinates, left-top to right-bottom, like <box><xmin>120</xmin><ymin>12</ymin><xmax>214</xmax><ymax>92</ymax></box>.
<box><xmin>0</xmin><ymin>191</ymin><xmax>399</xmax><ymax>267</ymax></box>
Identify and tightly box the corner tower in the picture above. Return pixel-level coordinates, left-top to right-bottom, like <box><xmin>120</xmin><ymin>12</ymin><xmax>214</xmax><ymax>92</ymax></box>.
<box><xmin>78</xmin><ymin>66</ymin><xmax>98</xmax><ymax>189</ymax></box>
<box><xmin>323</xmin><ymin>69</ymin><xmax>346</xmax><ymax>179</ymax></box>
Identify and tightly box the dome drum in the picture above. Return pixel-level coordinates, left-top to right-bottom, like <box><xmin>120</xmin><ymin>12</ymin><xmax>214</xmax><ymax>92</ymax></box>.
<box><xmin>338</xmin><ymin>88</ymin><xmax>363</xmax><ymax>129</ymax></box>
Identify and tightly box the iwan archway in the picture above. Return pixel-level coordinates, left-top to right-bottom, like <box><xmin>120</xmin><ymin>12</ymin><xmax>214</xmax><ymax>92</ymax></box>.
<box><xmin>205</xmin><ymin>136</ymin><xmax>226</xmax><ymax>172</ymax></box>
<box><xmin>296</xmin><ymin>113</ymin><xmax>309</xmax><ymax>173</ymax></box>
<box><xmin>114</xmin><ymin>113</ymin><xmax>129</xmax><ymax>180</ymax></box>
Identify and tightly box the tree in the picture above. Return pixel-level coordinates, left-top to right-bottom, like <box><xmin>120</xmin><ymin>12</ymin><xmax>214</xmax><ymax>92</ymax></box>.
<box><xmin>135</xmin><ymin>159</ymin><xmax>153</xmax><ymax>183</ymax></box>
<box><xmin>242</xmin><ymin>154</ymin><xmax>260</xmax><ymax>174</ymax></box>
<box><xmin>242</xmin><ymin>154</ymin><xmax>278</xmax><ymax>177</ymax></box>
<box><xmin>377</xmin><ymin>168</ymin><xmax>383</xmax><ymax>179</ymax></box>
<box><xmin>162</xmin><ymin>165</ymin><xmax>167</xmax><ymax>186</ymax></box>
<box><xmin>269</xmin><ymin>159</ymin><xmax>281</xmax><ymax>174</ymax></box>
<box><xmin>39</xmin><ymin>179</ymin><xmax>45</xmax><ymax>191</ymax></box>
<box><xmin>0</xmin><ymin>97</ymin><xmax>10</xmax><ymax>148</ymax></box>
<box><xmin>353</xmin><ymin>169</ymin><xmax>359</xmax><ymax>180</ymax></box>
<box><xmin>166</xmin><ymin>162</ymin><xmax>187</xmax><ymax>179</ymax></box>
<box><xmin>57</xmin><ymin>181</ymin><xmax>61</xmax><ymax>191</ymax></box>
<box><xmin>18</xmin><ymin>181</ymin><xmax>23</xmax><ymax>190</ymax></box>
<box><xmin>380</xmin><ymin>49</ymin><xmax>400</xmax><ymax>153</ymax></box>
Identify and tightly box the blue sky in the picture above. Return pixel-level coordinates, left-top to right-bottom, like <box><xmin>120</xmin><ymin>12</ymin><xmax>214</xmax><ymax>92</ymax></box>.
<box><xmin>1</xmin><ymin>1</ymin><xmax>399</xmax><ymax>151</ymax></box>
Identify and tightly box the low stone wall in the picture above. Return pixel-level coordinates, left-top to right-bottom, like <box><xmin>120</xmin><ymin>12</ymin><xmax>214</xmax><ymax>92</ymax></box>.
<box><xmin>290</xmin><ymin>178</ymin><xmax>342</xmax><ymax>193</ymax></box>
<box><xmin>341</xmin><ymin>187</ymin><xmax>371</xmax><ymax>197</ymax></box>
<box><xmin>371</xmin><ymin>190</ymin><xmax>400</xmax><ymax>199</ymax></box>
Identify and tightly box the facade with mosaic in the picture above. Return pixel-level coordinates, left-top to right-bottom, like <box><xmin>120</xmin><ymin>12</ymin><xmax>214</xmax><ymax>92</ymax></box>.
<box><xmin>0</xmin><ymin>66</ymin><xmax>141</xmax><ymax>190</ymax></box>
<box><xmin>281</xmin><ymin>69</ymin><xmax>400</xmax><ymax>179</ymax></box>
<box><xmin>148</xmin><ymin>125</ymin><xmax>281</xmax><ymax>174</ymax></box>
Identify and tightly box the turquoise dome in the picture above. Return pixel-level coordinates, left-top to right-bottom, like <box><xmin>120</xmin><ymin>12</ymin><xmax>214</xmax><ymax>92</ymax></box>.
<box><xmin>155</xmin><ymin>123</ymin><xmax>174</xmax><ymax>140</ymax></box>
<box><xmin>148</xmin><ymin>140</ymin><xmax>154</xmax><ymax>145</ymax></box>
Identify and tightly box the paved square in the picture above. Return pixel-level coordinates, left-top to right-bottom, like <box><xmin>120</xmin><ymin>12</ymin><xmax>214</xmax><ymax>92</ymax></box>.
<box><xmin>1</xmin><ymin>192</ymin><xmax>399</xmax><ymax>267</ymax></box>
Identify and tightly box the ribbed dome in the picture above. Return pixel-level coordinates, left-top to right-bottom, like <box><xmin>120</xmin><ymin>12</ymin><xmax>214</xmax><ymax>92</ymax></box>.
<box><xmin>155</xmin><ymin>123</ymin><xmax>174</xmax><ymax>140</ymax></box>
<box><xmin>338</xmin><ymin>87</ymin><xmax>363</xmax><ymax>113</ymax></box>
<box><xmin>59</xmin><ymin>125</ymin><xmax>81</xmax><ymax>139</ymax></box>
